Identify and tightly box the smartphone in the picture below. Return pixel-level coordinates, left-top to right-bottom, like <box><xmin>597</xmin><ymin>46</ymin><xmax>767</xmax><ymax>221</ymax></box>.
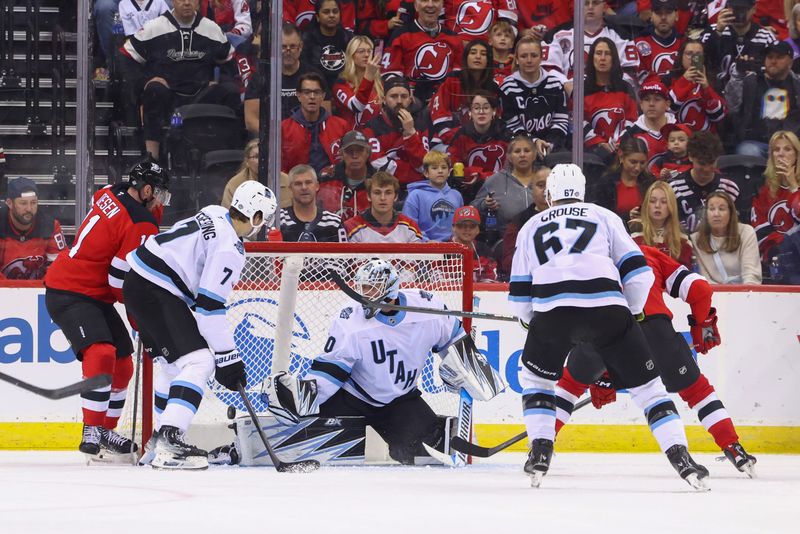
<box><xmin>374</xmin><ymin>39</ymin><xmax>384</xmax><ymax>61</ymax></box>
<box><xmin>691</xmin><ymin>54</ymin><xmax>703</xmax><ymax>71</ymax></box>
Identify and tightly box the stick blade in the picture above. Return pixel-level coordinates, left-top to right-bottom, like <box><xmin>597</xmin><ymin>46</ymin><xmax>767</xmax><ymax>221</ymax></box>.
<box><xmin>422</xmin><ymin>443</ymin><xmax>457</xmax><ymax>467</ymax></box>
<box><xmin>276</xmin><ymin>460</ymin><xmax>321</xmax><ymax>473</ymax></box>
<box><xmin>449</xmin><ymin>436</ymin><xmax>491</xmax><ymax>458</ymax></box>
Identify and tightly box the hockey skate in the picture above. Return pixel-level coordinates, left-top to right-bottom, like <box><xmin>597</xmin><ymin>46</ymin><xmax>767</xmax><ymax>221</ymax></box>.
<box><xmin>524</xmin><ymin>438</ymin><xmax>554</xmax><ymax>488</ymax></box>
<box><xmin>150</xmin><ymin>425</ymin><xmax>209</xmax><ymax>470</ymax></box>
<box><xmin>208</xmin><ymin>442</ymin><xmax>240</xmax><ymax>466</ymax></box>
<box><xmin>79</xmin><ymin>424</ymin><xmax>102</xmax><ymax>457</ymax></box>
<box><xmin>723</xmin><ymin>442</ymin><xmax>757</xmax><ymax>478</ymax></box>
<box><xmin>87</xmin><ymin>428</ymin><xmax>140</xmax><ymax>464</ymax></box>
<box><xmin>666</xmin><ymin>444</ymin><xmax>710</xmax><ymax>491</ymax></box>
<box><xmin>138</xmin><ymin>434</ymin><xmax>157</xmax><ymax>466</ymax></box>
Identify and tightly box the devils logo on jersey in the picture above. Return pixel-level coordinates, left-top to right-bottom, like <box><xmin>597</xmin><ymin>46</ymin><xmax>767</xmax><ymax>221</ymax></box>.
<box><xmin>320</xmin><ymin>44</ymin><xmax>345</xmax><ymax>72</ymax></box>
<box><xmin>768</xmin><ymin>200</ymin><xmax>798</xmax><ymax>234</ymax></box>
<box><xmin>413</xmin><ymin>42</ymin><xmax>453</xmax><ymax>81</ymax></box>
<box><xmin>456</xmin><ymin>1</ymin><xmax>495</xmax><ymax>36</ymax></box>
<box><xmin>466</xmin><ymin>144</ymin><xmax>505</xmax><ymax>173</ymax></box>
<box><xmin>591</xmin><ymin>107</ymin><xmax>627</xmax><ymax>140</ymax></box>
<box><xmin>2</xmin><ymin>255</ymin><xmax>46</xmax><ymax>279</ymax></box>
<box><xmin>651</xmin><ymin>52</ymin><xmax>676</xmax><ymax>74</ymax></box>
<box><xmin>678</xmin><ymin>100</ymin><xmax>708</xmax><ymax>131</ymax></box>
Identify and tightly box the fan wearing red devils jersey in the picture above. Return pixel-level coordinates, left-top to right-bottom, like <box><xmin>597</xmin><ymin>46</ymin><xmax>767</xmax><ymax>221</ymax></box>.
<box><xmin>516</xmin><ymin>0</ymin><xmax>572</xmax><ymax>34</ymax></box>
<box><xmin>554</xmin><ymin>245</ymin><xmax>757</xmax><ymax>477</ymax></box>
<box><xmin>0</xmin><ymin>177</ymin><xmax>66</xmax><ymax>280</ymax></box>
<box><xmin>444</xmin><ymin>0</ymin><xmax>518</xmax><ymax>41</ymax></box>
<box><xmin>627</xmin><ymin>78</ymin><xmax>676</xmax><ymax>168</ymax></box>
<box><xmin>44</xmin><ymin>162</ymin><xmax>170</xmax><ymax>460</ymax></box>
<box><xmin>383</xmin><ymin>0</ymin><xmax>464</xmax><ymax>104</ymax></box>
<box><xmin>634</xmin><ymin>0</ymin><xmax>683</xmax><ymax>83</ymax></box>
<box><xmin>289</xmin><ymin>0</ymin><xmax>355</xmax><ymax>31</ymax></box>
<box><xmin>664</xmin><ymin>39</ymin><xmax>727</xmax><ymax>132</ymax></box>
<box><xmin>354</xmin><ymin>0</ymin><xmax>404</xmax><ymax>40</ymax></box>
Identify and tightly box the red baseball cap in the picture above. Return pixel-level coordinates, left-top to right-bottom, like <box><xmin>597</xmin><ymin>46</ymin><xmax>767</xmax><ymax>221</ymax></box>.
<box><xmin>660</xmin><ymin>123</ymin><xmax>693</xmax><ymax>138</ymax></box>
<box><xmin>639</xmin><ymin>78</ymin><xmax>669</xmax><ymax>100</ymax></box>
<box><xmin>453</xmin><ymin>205</ymin><xmax>481</xmax><ymax>225</ymax></box>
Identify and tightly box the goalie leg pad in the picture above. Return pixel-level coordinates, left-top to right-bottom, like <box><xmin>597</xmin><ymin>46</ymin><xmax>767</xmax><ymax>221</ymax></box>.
<box><xmin>438</xmin><ymin>334</ymin><xmax>506</xmax><ymax>401</ymax></box>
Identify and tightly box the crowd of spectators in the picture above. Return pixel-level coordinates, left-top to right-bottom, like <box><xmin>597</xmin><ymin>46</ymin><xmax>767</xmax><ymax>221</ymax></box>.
<box><xmin>89</xmin><ymin>0</ymin><xmax>800</xmax><ymax>284</ymax></box>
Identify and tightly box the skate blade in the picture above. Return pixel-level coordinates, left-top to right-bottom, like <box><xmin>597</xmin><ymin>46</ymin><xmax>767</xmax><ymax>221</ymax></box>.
<box><xmin>684</xmin><ymin>473</ymin><xmax>710</xmax><ymax>492</ymax></box>
<box><xmin>741</xmin><ymin>461</ymin><xmax>757</xmax><ymax>479</ymax></box>
<box><xmin>529</xmin><ymin>471</ymin><xmax>545</xmax><ymax>488</ymax></box>
<box><xmin>86</xmin><ymin>450</ymin><xmax>138</xmax><ymax>466</ymax></box>
<box><xmin>151</xmin><ymin>452</ymin><xmax>209</xmax><ymax>471</ymax></box>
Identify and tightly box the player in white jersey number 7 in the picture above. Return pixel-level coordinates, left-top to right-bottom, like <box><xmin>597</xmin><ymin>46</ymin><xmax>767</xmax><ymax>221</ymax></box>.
<box><xmin>509</xmin><ymin>164</ymin><xmax>709</xmax><ymax>490</ymax></box>
<box><xmin>265</xmin><ymin>258</ymin><xmax>506</xmax><ymax>465</ymax></box>
<box><xmin>123</xmin><ymin>181</ymin><xmax>277</xmax><ymax>470</ymax></box>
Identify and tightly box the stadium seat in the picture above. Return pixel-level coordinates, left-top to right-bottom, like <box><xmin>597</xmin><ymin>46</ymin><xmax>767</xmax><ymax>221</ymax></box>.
<box><xmin>716</xmin><ymin>154</ymin><xmax>767</xmax><ymax>223</ymax></box>
<box><xmin>200</xmin><ymin>149</ymin><xmax>244</xmax><ymax>206</ymax></box>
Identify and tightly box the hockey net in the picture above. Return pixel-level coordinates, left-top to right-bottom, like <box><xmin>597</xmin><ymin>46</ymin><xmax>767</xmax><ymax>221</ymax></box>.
<box><xmin>120</xmin><ymin>242</ymin><xmax>473</xmax><ymax>450</ymax></box>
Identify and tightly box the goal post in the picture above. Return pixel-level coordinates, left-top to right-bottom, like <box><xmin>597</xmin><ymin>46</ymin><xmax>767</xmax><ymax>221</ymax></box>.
<box><xmin>121</xmin><ymin>242</ymin><xmax>474</xmax><ymax>452</ymax></box>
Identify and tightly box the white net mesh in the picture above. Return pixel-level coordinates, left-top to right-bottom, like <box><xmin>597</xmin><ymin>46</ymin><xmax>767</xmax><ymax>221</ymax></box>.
<box><xmin>119</xmin><ymin>243</ymin><xmax>471</xmax><ymax>448</ymax></box>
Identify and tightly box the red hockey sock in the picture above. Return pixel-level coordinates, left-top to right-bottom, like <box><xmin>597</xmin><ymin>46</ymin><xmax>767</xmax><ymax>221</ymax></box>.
<box><xmin>80</xmin><ymin>343</ymin><xmax>116</xmax><ymax>426</ymax></box>
<box><xmin>559</xmin><ymin>367</ymin><xmax>588</xmax><ymax>398</ymax></box>
<box><xmin>555</xmin><ymin>367</ymin><xmax>588</xmax><ymax>436</ymax></box>
<box><xmin>103</xmin><ymin>355</ymin><xmax>133</xmax><ymax>430</ymax></box>
<box><xmin>679</xmin><ymin>374</ymin><xmax>739</xmax><ymax>450</ymax></box>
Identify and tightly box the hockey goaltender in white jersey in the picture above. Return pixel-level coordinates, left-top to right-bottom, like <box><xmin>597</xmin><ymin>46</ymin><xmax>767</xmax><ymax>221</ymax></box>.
<box><xmin>266</xmin><ymin>259</ymin><xmax>505</xmax><ymax>465</ymax></box>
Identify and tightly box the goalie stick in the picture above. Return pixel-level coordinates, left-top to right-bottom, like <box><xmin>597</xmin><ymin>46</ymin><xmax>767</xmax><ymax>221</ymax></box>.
<box><xmin>236</xmin><ymin>382</ymin><xmax>320</xmax><ymax>473</ymax></box>
<box><xmin>449</xmin><ymin>397</ymin><xmax>593</xmax><ymax>458</ymax></box>
<box><xmin>328</xmin><ymin>270</ymin><xmax>517</xmax><ymax>322</ymax></box>
<box><xmin>0</xmin><ymin>371</ymin><xmax>112</xmax><ymax>400</ymax></box>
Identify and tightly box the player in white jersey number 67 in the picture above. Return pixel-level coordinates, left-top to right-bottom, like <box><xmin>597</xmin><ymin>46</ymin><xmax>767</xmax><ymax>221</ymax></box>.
<box><xmin>266</xmin><ymin>258</ymin><xmax>506</xmax><ymax>465</ymax></box>
<box><xmin>124</xmin><ymin>181</ymin><xmax>277</xmax><ymax>470</ymax></box>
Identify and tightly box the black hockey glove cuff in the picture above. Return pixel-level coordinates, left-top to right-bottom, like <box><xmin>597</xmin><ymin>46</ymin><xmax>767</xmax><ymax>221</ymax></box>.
<box><xmin>215</xmin><ymin>351</ymin><xmax>246</xmax><ymax>391</ymax></box>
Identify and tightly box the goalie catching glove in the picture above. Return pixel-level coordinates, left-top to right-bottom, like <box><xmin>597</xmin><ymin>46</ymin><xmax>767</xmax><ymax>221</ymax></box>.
<box><xmin>214</xmin><ymin>350</ymin><xmax>246</xmax><ymax>391</ymax></box>
<box><xmin>262</xmin><ymin>371</ymin><xmax>320</xmax><ymax>425</ymax></box>
<box><xmin>438</xmin><ymin>334</ymin><xmax>506</xmax><ymax>401</ymax></box>
<box><xmin>688</xmin><ymin>307</ymin><xmax>721</xmax><ymax>354</ymax></box>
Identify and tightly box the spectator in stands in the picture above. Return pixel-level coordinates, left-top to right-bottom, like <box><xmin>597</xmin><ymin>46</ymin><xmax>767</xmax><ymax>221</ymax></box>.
<box><xmin>402</xmin><ymin>150</ymin><xmax>464</xmax><ymax>241</ymax></box>
<box><xmin>354</xmin><ymin>0</ymin><xmax>405</xmax><ymax>40</ymax></box>
<box><xmin>332</xmin><ymin>36</ymin><xmax>384</xmax><ymax>129</ymax></box>
<box><xmin>245</xmin><ymin>24</ymin><xmax>330</xmax><ymax>135</ymax></box>
<box><xmin>583</xmin><ymin>37</ymin><xmax>639</xmax><ymax>164</ymax></box>
<box><xmin>630</xmin><ymin>180</ymin><xmax>693</xmax><ymax>268</ymax></box>
<box><xmin>119</xmin><ymin>0</ymin><xmax>169</xmax><ymax>37</ymax></box>
<box><xmin>318</xmin><ymin>131</ymin><xmax>376</xmax><ymax>220</ymax></box>
<box><xmin>199</xmin><ymin>0</ymin><xmax>253</xmax><ymax>49</ymax></box>
<box><xmin>221</xmin><ymin>139</ymin><xmax>292</xmax><ymax>209</ymax></box>
<box><xmin>446</xmin><ymin>91</ymin><xmax>510</xmax><ymax>204</ymax></box>
<box><xmin>301</xmin><ymin>0</ymin><xmax>353</xmax><ymax>93</ymax></box>
<box><xmin>383</xmin><ymin>0</ymin><xmax>464</xmax><ymax>104</ymax></box>
<box><xmin>488</xmin><ymin>20</ymin><xmax>516</xmax><ymax>81</ymax></box>
<box><xmin>588</xmin><ymin>136</ymin><xmax>656</xmax><ymax>223</ymax></box>
<box><xmin>500</xmin><ymin>163</ymin><xmax>549</xmax><ymax>279</ymax></box>
<box><xmin>279</xmin><ymin>165</ymin><xmax>346</xmax><ymax>242</ymax></box>
<box><xmin>287</xmin><ymin>0</ymin><xmax>356</xmax><ymax>32</ymax></box>
<box><xmin>786</xmin><ymin>4</ymin><xmax>800</xmax><ymax>72</ymax></box>
<box><xmin>430</xmin><ymin>39</ymin><xmax>500</xmax><ymax>144</ymax></box>
<box><xmin>499</xmin><ymin>36</ymin><xmax>568</xmax><ymax>156</ymax></box>
<box><xmin>726</xmin><ymin>41</ymin><xmax>800</xmax><ymax>158</ymax></box>
<box><xmin>281</xmin><ymin>72</ymin><xmax>349</xmax><ymax>175</ymax></box>
<box><xmin>362</xmin><ymin>75</ymin><xmax>431</xmax><ymax>186</ymax></box>
<box><xmin>628</xmin><ymin>78</ymin><xmax>676</xmax><ymax>165</ymax></box>
<box><xmin>669</xmin><ymin>130</ymin><xmax>740</xmax><ymax>233</ymax></box>
<box><xmin>0</xmin><ymin>177</ymin><xmax>66</xmax><ymax>280</ymax></box>
<box><xmin>444</xmin><ymin>0</ymin><xmax>518</xmax><ymax>41</ymax></box>
<box><xmin>751</xmin><ymin>130</ymin><xmax>800</xmax><ymax>261</ymax></box>
<box><xmin>545</xmin><ymin>0</ymin><xmax>640</xmax><ymax>79</ymax></box>
<box><xmin>344</xmin><ymin>171</ymin><xmax>424</xmax><ymax>242</ymax></box>
<box><xmin>517</xmin><ymin>1</ymin><xmax>573</xmax><ymax>37</ymax></box>
<box><xmin>451</xmin><ymin>206</ymin><xmax>498</xmax><ymax>282</ymax></box>
<box><xmin>664</xmin><ymin>39</ymin><xmax>727</xmax><ymax>133</ymax></box>
<box><xmin>634</xmin><ymin>0</ymin><xmax>683</xmax><ymax>84</ymax></box>
<box><xmin>94</xmin><ymin>0</ymin><xmax>128</xmax><ymax>81</ymax></box>
<box><xmin>691</xmin><ymin>191</ymin><xmax>762</xmax><ymax>284</ymax></box>
<box><xmin>122</xmin><ymin>0</ymin><xmax>239</xmax><ymax>161</ymax></box>
<box><xmin>471</xmin><ymin>135</ymin><xmax>538</xmax><ymax>245</ymax></box>
<box><xmin>652</xmin><ymin>123</ymin><xmax>693</xmax><ymax>180</ymax></box>
<box><xmin>702</xmin><ymin>0</ymin><xmax>777</xmax><ymax>86</ymax></box>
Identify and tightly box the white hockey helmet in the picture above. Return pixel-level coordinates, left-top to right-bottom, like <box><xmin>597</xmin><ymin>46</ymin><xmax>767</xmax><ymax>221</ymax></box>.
<box><xmin>546</xmin><ymin>163</ymin><xmax>586</xmax><ymax>207</ymax></box>
<box><xmin>231</xmin><ymin>181</ymin><xmax>277</xmax><ymax>235</ymax></box>
<box><xmin>354</xmin><ymin>259</ymin><xmax>400</xmax><ymax>318</ymax></box>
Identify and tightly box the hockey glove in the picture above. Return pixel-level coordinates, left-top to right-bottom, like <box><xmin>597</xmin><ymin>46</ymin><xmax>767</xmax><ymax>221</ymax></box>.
<box><xmin>589</xmin><ymin>372</ymin><xmax>616</xmax><ymax>409</ymax></box>
<box><xmin>264</xmin><ymin>372</ymin><xmax>320</xmax><ymax>425</ymax></box>
<box><xmin>214</xmin><ymin>350</ymin><xmax>246</xmax><ymax>391</ymax></box>
<box><xmin>688</xmin><ymin>307</ymin><xmax>721</xmax><ymax>354</ymax></box>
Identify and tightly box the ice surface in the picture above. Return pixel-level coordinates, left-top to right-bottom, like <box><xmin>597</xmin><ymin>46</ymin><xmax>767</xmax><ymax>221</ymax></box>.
<box><xmin>0</xmin><ymin>451</ymin><xmax>797</xmax><ymax>534</ymax></box>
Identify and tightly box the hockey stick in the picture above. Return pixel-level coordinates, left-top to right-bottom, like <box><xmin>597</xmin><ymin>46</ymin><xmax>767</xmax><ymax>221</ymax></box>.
<box><xmin>129</xmin><ymin>338</ymin><xmax>143</xmax><ymax>465</ymax></box>
<box><xmin>236</xmin><ymin>382</ymin><xmax>320</xmax><ymax>473</ymax></box>
<box><xmin>449</xmin><ymin>397</ymin><xmax>593</xmax><ymax>458</ymax></box>
<box><xmin>0</xmin><ymin>371</ymin><xmax>112</xmax><ymax>400</ymax></box>
<box><xmin>328</xmin><ymin>270</ymin><xmax>518</xmax><ymax>322</ymax></box>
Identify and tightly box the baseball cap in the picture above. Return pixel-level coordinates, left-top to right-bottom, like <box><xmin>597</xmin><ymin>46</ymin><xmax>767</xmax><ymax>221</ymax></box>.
<box><xmin>382</xmin><ymin>74</ymin><xmax>411</xmax><ymax>94</ymax></box>
<box><xmin>341</xmin><ymin>130</ymin><xmax>370</xmax><ymax>151</ymax></box>
<box><xmin>661</xmin><ymin>123</ymin><xmax>693</xmax><ymax>138</ymax></box>
<box><xmin>765</xmin><ymin>41</ymin><xmax>793</xmax><ymax>57</ymax></box>
<box><xmin>7</xmin><ymin>177</ymin><xmax>38</xmax><ymax>199</ymax></box>
<box><xmin>639</xmin><ymin>78</ymin><xmax>669</xmax><ymax>100</ymax></box>
<box><xmin>453</xmin><ymin>205</ymin><xmax>481</xmax><ymax>225</ymax></box>
<box><xmin>651</xmin><ymin>0</ymin><xmax>677</xmax><ymax>11</ymax></box>
<box><xmin>728</xmin><ymin>0</ymin><xmax>755</xmax><ymax>8</ymax></box>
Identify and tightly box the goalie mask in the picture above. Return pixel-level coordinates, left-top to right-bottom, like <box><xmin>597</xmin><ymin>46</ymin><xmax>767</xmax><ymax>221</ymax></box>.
<box><xmin>353</xmin><ymin>259</ymin><xmax>400</xmax><ymax>319</ymax></box>
<box><xmin>546</xmin><ymin>163</ymin><xmax>585</xmax><ymax>207</ymax></box>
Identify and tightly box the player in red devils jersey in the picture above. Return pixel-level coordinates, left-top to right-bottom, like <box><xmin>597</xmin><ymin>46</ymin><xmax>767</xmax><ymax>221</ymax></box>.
<box><xmin>554</xmin><ymin>245</ymin><xmax>757</xmax><ymax>477</ymax></box>
<box><xmin>0</xmin><ymin>177</ymin><xmax>66</xmax><ymax>280</ymax></box>
<box><xmin>44</xmin><ymin>161</ymin><xmax>170</xmax><ymax>461</ymax></box>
